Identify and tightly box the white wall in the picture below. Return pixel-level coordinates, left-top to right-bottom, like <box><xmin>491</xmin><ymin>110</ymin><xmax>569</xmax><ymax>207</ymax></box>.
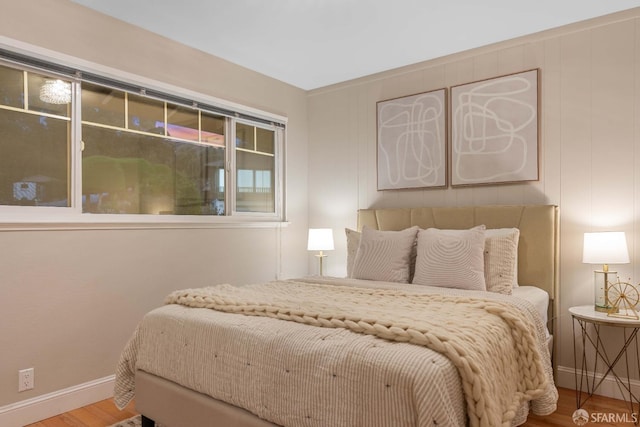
<box><xmin>0</xmin><ymin>0</ymin><xmax>309</xmax><ymax>414</ymax></box>
<box><xmin>307</xmin><ymin>8</ymin><xmax>640</xmax><ymax>392</ymax></box>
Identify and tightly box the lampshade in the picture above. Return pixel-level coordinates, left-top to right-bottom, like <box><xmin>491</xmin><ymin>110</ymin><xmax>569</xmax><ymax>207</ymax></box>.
<box><xmin>584</xmin><ymin>231</ymin><xmax>630</xmax><ymax>313</ymax></box>
<box><xmin>583</xmin><ymin>232</ymin><xmax>630</xmax><ymax>265</ymax></box>
<box><xmin>307</xmin><ymin>228</ymin><xmax>334</xmax><ymax>251</ymax></box>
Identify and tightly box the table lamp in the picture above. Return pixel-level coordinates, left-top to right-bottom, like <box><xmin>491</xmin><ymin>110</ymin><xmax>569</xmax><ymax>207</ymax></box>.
<box><xmin>583</xmin><ymin>231</ymin><xmax>630</xmax><ymax>312</ymax></box>
<box><xmin>307</xmin><ymin>228</ymin><xmax>334</xmax><ymax>276</ymax></box>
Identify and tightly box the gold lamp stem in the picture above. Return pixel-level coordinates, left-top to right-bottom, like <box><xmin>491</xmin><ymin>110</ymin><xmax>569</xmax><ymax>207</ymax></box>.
<box><xmin>603</xmin><ymin>264</ymin><xmax>610</xmax><ymax>308</ymax></box>
<box><xmin>316</xmin><ymin>250</ymin><xmax>327</xmax><ymax>276</ymax></box>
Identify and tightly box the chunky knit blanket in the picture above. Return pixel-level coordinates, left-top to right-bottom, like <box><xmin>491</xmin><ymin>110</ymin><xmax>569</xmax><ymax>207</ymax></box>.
<box><xmin>162</xmin><ymin>280</ymin><xmax>549</xmax><ymax>427</ymax></box>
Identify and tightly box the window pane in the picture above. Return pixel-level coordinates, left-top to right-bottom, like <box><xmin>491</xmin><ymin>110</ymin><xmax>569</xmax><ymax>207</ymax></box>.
<box><xmin>235</xmin><ymin>151</ymin><xmax>274</xmax><ymax>213</ymax></box>
<box><xmin>0</xmin><ymin>109</ymin><xmax>69</xmax><ymax>206</ymax></box>
<box><xmin>82</xmin><ymin>124</ymin><xmax>225</xmax><ymax>215</ymax></box>
<box><xmin>128</xmin><ymin>94</ymin><xmax>164</xmax><ymax>134</ymax></box>
<box><xmin>235</xmin><ymin>122</ymin><xmax>254</xmax><ymax>150</ymax></box>
<box><xmin>0</xmin><ymin>64</ymin><xmax>23</xmax><ymax>108</ymax></box>
<box><xmin>201</xmin><ymin>112</ymin><xmax>225</xmax><ymax>147</ymax></box>
<box><xmin>27</xmin><ymin>74</ymin><xmax>70</xmax><ymax>117</ymax></box>
<box><xmin>175</xmin><ymin>143</ymin><xmax>225</xmax><ymax>215</ymax></box>
<box><xmin>81</xmin><ymin>82</ymin><xmax>125</xmax><ymax>127</ymax></box>
<box><xmin>256</xmin><ymin>127</ymin><xmax>274</xmax><ymax>154</ymax></box>
<box><xmin>167</xmin><ymin>105</ymin><xmax>198</xmax><ymax>142</ymax></box>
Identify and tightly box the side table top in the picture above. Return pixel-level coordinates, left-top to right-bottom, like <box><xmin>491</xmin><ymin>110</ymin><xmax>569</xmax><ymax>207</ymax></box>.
<box><xmin>569</xmin><ymin>305</ymin><xmax>640</xmax><ymax>327</ymax></box>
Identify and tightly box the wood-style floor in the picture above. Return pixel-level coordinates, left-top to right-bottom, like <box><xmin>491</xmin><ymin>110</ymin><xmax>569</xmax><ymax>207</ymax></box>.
<box><xmin>525</xmin><ymin>387</ymin><xmax>635</xmax><ymax>427</ymax></box>
<box><xmin>25</xmin><ymin>387</ymin><xmax>634</xmax><ymax>426</ymax></box>
<box><xmin>25</xmin><ymin>398</ymin><xmax>137</xmax><ymax>427</ymax></box>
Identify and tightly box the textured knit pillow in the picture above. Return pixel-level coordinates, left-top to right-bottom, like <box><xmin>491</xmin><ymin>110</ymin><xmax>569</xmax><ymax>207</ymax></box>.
<box><xmin>352</xmin><ymin>226</ymin><xmax>419</xmax><ymax>283</ymax></box>
<box><xmin>345</xmin><ymin>228</ymin><xmax>361</xmax><ymax>278</ymax></box>
<box><xmin>412</xmin><ymin>225</ymin><xmax>487</xmax><ymax>290</ymax></box>
<box><xmin>484</xmin><ymin>228</ymin><xmax>520</xmax><ymax>294</ymax></box>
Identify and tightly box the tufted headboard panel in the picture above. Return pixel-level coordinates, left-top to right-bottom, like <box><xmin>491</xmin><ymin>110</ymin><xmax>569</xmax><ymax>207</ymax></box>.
<box><xmin>357</xmin><ymin>204</ymin><xmax>559</xmax><ymax>299</ymax></box>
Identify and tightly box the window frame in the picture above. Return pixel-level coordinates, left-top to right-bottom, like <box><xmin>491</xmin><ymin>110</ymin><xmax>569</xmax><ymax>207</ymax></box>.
<box><xmin>0</xmin><ymin>43</ymin><xmax>288</xmax><ymax>229</ymax></box>
<box><xmin>230</xmin><ymin>118</ymin><xmax>283</xmax><ymax>219</ymax></box>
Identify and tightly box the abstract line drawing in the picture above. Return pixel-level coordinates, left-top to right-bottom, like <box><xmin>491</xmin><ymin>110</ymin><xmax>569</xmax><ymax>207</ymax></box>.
<box><xmin>450</xmin><ymin>69</ymin><xmax>539</xmax><ymax>186</ymax></box>
<box><xmin>377</xmin><ymin>88</ymin><xmax>446</xmax><ymax>190</ymax></box>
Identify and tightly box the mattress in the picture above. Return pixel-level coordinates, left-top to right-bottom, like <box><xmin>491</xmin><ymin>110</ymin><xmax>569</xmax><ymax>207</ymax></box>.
<box><xmin>115</xmin><ymin>277</ymin><xmax>557</xmax><ymax>427</ymax></box>
<box><xmin>512</xmin><ymin>286</ymin><xmax>550</xmax><ymax>334</ymax></box>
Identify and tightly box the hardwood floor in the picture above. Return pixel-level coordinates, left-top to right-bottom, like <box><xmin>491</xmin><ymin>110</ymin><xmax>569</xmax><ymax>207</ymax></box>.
<box><xmin>25</xmin><ymin>387</ymin><xmax>635</xmax><ymax>426</ymax></box>
<box><xmin>524</xmin><ymin>387</ymin><xmax>633</xmax><ymax>426</ymax></box>
<box><xmin>25</xmin><ymin>398</ymin><xmax>137</xmax><ymax>427</ymax></box>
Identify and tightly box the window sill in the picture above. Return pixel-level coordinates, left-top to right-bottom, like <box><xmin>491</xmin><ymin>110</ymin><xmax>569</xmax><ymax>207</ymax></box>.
<box><xmin>0</xmin><ymin>216</ymin><xmax>290</xmax><ymax>231</ymax></box>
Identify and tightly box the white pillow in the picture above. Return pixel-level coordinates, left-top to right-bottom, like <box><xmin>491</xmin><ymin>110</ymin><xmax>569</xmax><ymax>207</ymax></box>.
<box><xmin>345</xmin><ymin>228</ymin><xmax>361</xmax><ymax>278</ymax></box>
<box><xmin>351</xmin><ymin>226</ymin><xmax>419</xmax><ymax>283</ymax></box>
<box><xmin>485</xmin><ymin>228</ymin><xmax>520</xmax><ymax>289</ymax></box>
<box><xmin>484</xmin><ymin>228</ymin><xmax>520</xmax><ymax>295</ymax></box>
<box><xmin>412</xmin><ymin>225</ymin><xmax>486</xmax><ymax>291</ymax></box>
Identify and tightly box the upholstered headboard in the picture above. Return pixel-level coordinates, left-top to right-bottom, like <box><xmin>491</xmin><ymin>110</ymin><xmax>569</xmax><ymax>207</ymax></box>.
<box><xmin>357</xmin><ymin>204</ymin><xmax>559</xmax><ymax>300</ymax></box>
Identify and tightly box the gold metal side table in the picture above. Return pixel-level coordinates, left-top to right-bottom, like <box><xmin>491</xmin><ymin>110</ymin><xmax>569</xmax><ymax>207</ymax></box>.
<box><xmin>570</xmin><ymin>305</ymin><xmax>640</xmax><ymax>423</ymax></box>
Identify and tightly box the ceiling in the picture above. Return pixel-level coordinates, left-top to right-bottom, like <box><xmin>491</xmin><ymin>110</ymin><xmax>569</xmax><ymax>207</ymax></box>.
<box><xmin>71</xmin><ymin>0</ymin><xmax>639</xmax><ymax>90</ymax></box>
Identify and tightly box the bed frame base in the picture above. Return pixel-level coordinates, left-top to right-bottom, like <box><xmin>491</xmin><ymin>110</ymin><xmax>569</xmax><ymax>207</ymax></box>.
<box><xmin>141</xmin><ymin>415</ymin><xmax>154</xmax><ymax>427</ymax></box>
<box><xmin>135</xmin><ymin>370</ymin><xmax>278</xmax><ymax>427</ymax></box>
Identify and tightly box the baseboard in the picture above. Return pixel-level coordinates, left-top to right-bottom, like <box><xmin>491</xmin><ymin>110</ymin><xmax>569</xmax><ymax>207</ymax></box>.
<box><xmin>0</xmin><ymin>375</ymin><xmax>115</xmax><ymax>427</ymax></box>
<box><xmin>556</xmin><ymin>364</ymin><xmax>640</xmax><ymax>401</ymax></box>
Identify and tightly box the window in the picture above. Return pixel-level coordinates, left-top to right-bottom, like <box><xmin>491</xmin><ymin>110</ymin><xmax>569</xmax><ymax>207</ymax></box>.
<box><xmin>235</xmin><ymin>122</ymin><xmax>276</xmax><ymax>213</ymax></box>
<box><xmin>81</xmin><ymin>83</ymin><xmax>227</xmax><ymax>216</ymax></box>
<box><xmin>0</xmin><ymin>55</ymin><xmax>286</xmax><ymax>224</ymax></box>
<box><xmin>0</xmin><ymin>67</ymin><xmax>71</xmax><ymax>208</ymax></box>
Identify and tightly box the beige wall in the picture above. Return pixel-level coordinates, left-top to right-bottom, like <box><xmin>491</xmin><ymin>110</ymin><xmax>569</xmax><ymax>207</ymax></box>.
<box><xmin>307</xmin><ymin>8</ymin><xmax>640</xmax><ymax>389</ymax></box>
<box><xmin>0</xmin><ymin>0</ymin><xmax>309</xmax><ymax>408</ymax></box>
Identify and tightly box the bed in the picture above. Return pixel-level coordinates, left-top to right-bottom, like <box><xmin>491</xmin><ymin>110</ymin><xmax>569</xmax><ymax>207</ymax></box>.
<box><xmin>115</xmin><ymin>204</ymin><xmax>559</xmax><ymax>427</ymax></box>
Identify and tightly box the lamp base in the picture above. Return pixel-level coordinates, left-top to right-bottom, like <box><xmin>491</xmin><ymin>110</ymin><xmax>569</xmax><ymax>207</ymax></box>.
<box><xmin>594</xmin><ymin>304</ymin><xmax>614</xmax><ymax>313</ymax></box>
<box><xmin>314</xmin><ymin>252</ymin><xmax>328</xmax><ymax>276</ymax></box>
<box><xmin>594</xmin><ymin>269</ymin><xmax>618</xmax><ymax>314</ymax></box>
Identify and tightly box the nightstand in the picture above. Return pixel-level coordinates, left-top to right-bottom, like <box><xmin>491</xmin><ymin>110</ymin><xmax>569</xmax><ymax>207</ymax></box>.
<box><xmin>570</xmin><ymin>305</ymin><xmax>640</xmax><ymax>421</ymax></box>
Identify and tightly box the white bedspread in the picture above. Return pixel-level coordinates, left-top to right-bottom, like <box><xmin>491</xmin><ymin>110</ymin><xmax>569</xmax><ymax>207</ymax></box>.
<box><xmin>115</xmin><ymin>277</ymin><xmax>557</xmax><ymax>427</ymax></box>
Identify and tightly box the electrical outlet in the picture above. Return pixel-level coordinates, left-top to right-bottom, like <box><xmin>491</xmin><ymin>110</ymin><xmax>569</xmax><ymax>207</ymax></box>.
<box><xmin>18</xmin><ymin>368</ymin><xmax>34</xmax><ymax>392</ymax></box>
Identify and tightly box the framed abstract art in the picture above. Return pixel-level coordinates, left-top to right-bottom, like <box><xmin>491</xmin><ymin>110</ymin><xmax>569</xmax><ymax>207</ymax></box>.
<box><xmin>376</xmin><ymin>88</ymin><xmax>447</xmax><ymax>190</ymax></box>
<box><xmin>450</xmin><ymin>69</ymin><xmax>539</xmax><ymax>187</ymax></box>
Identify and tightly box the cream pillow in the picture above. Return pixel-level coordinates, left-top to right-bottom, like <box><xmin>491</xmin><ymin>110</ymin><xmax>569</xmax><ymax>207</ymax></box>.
<box><xmin>484</xmin><ymin>228</ymin><xmax>520</xmax><ymax>294</ymax></box>
<box><xmin>345</xmin><ymin>228</ymin><xmax>361</xmax><ymax>278</ymax></box>
<box><xmin>412</xmin><ymin>225</ymin><xmax>486</xmax><ymax>290</ymax></box>
<box><xmin>352</xmin><ymin>226</ymin><xmax>419</xmax><ymax>283</ymax></box>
